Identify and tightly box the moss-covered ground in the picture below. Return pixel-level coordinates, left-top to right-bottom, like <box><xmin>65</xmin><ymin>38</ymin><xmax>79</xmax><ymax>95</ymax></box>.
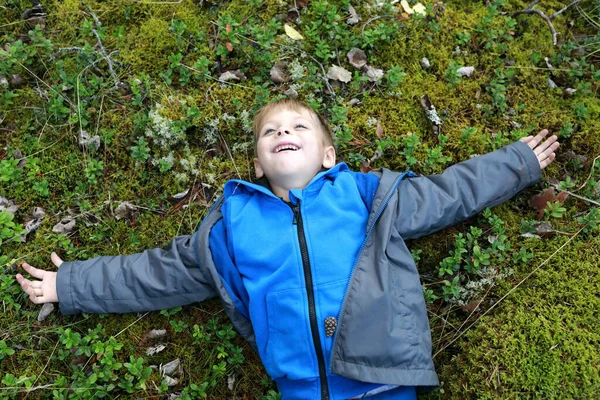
<box><xmin>1</xmin><ymin>0</ymin><xmax>599</xmax><ymax>398</ymax></box>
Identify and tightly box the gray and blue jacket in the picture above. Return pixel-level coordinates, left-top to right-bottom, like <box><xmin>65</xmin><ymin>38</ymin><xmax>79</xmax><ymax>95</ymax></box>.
<box><xmin>56</xmin><ymin>141</ymin><xmax>541</xmax><ymax>399</ymax></box>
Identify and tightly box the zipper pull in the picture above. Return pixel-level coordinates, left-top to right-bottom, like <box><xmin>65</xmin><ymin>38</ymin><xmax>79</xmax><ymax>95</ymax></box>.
<box><xmin>292</xmin><ymin>203</ymin><xmax>299</xmax><ymax>225</ymax></box>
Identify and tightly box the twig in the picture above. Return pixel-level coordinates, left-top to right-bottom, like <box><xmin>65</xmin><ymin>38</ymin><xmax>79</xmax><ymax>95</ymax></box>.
<box><xmin>512</xmin><ymin>0</ymin><xmax>583</xmax><ymax>46</ymax></box>
<box><xmin>361</xmin><ymin>15</ymin><xmax>394</xmax><ymax>37</ymax></box>
<box><xmin>574</xmin><ymin>154</ymin><xmax>600</xmax><ymax>193</ymax></box>
<box><xmin>550</xmin><ymin>185</ymin><xmax>600</xmax><ymax>207</ymax></box>
<box><xmin>82</xmin><ymin>2</ymin><xmax>119</xmax><ymax>86</ymax></box>
<box><xmin>550</xmin><ymin>0</ymin><xmax>582</xmax><ymax>19</ymax></box>
<box><xmin>512</xmin><ymin>8</ymin><xmax>558</xmax><ymax>45</ymax></box>
<box><xmin>433</xmin><ymin>222</ymin><xmax>586</xmax><ymax>359</ymax></box>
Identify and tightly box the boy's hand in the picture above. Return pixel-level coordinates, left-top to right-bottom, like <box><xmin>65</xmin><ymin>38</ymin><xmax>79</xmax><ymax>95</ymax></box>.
<box><xmin>519</xmin><ymin>129</ymin><xmax>560</xmax><ymax>169</ymax></box>
<box><xmin>15</xmin><ymin>252</ymin><xmax>63</xmax><ymax>304</ymax></box>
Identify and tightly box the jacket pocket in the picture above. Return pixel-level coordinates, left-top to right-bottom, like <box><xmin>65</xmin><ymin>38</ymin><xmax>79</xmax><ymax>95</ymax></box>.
<box><xmin>265</xmin><ymin>288</ymin><xmax>318</xmax><ymax>380</ymax></box>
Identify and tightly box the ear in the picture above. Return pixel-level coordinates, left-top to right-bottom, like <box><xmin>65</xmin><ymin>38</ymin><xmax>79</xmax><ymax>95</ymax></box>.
<box><xmin>254</xmin><ymin>158</ymin><xmax>264</xmax><ymax>179</ymax></box>
<box><xmin>322</xmin><ymin>146</ymin><xmax>336</xmax><ymax>169</ymax></box>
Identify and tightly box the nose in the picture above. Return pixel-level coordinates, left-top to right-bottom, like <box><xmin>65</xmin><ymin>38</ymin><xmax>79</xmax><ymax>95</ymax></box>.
<box><xmin>276</xmin><ymin>128</ymin><xmax>291</xmax><ymax>137</ymax></box>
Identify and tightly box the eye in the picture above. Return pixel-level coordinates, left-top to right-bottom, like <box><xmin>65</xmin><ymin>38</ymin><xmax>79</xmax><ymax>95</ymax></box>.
<box><xmin>263</xmin><ymin>128</ymin><xmax>275</xmax><ymax>135</ymax></box>
<box><xmin>295</xmin><ymin>124</ymin><xmax>307</xmax><ymax>129</ymax></box>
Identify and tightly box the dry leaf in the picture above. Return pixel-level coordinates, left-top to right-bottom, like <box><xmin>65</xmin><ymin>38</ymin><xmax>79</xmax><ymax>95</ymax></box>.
<box><xmin>347</xmin><ymin>5</ymin><xmax>360</xmax><ymax>25</ymax></box>
<box><xmin>78</xmin><ymin>130</ymin><xmax>101</xmax><ymax>152</ymax></box>
<box><xmin>327</xmin><ymin>65</ymin><xmax>352</xmax><ymax>83</ymax></box>
<box><xmin>225</xmin><ymin>24</ymin><xmax>232</xmax><ymax>33</ymax></box>
<box><xmin>114</xmin><ymin>201</ymin><xmax>138</xmax><ymax>220</ymax></box>
<box><xmin>52</xmin><ymin>217</ymin><xmax>76</xmax><ymax>235</ymax></box>
<box><xmin>161</xmin><ymin>359</ymin><xmax>181</xmax><ymax>376</ymax></box>
<box><xmin>529</xmin><ymin>188</ymin><xmax>568</xmax><ymax>220</ymax></box>
<box><xmin>270</xmin><ymin>62</ymin><xmax>291</xmax><ymax>83</ymax></box>
<box><xmin>456</xmin><ymin>66</ymin><xmax>475</xmax><ymax>77</ymax></box>
<box><xmin>38</xmin><ymin>303</ymin><xmax>54</xmax><ymax>322</ymax></box>
<box><xmin>363</xmin><ymin>65</ymin><xmax>383</xmax><ymax>83</ymax></box>
<box><xmin>225</xmin><ymin>42</ymin><xmax>234</xmax><ymax>52</ymax></box>
<box><xmin>284</xmin><ymin>24</ymin><xmax>304</xmax><ymax>40</ymax></box>
<box><xmin>376</xmin><ymin>122</ymin><xmax>384</xmax><ymax>138</ymax></box>
<box><xmin>401</xmin><ymin>0</ymin><xmax>414</xmax><ymax>14</ymax></box>
<box><xmin>218</xmin><ymin>70</ymin><xmax>247</xmax><ymax>82</ymax></box>
<box><xmin>297</xmin><ymin>0</ymin><xmax>309</xmax><ymax>7</ymax></box>
<box><xmin>0</xmin><ymin>196</ymin><xmax>19</xmax><ymax>215</ymax></box>
<box><xmin>413</xmin><ymin>2</ymin><xmax>426</xmax><ymax>16</ymax></box>
<box><xmin>347</xmin><ymin>48</ymin><xmax>367</xmax><ymax>69</ymax></box>
<box><xmin>146</xmin><ymin>344</ymin><xmax>167</xmax><ymax>356</ymax></box>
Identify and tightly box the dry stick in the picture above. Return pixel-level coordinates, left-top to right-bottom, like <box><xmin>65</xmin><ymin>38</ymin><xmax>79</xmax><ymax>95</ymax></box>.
<box><xmin>552</xmin><ymin>186</ymin><xmax>600</xmax><ymax>207</ymax></box>
<box><xmin>361</xmin><ymin>15</ymin><xmax>394</xmax><ymax>37</ymax></box>
<box><xmin>512</xmin><ymin>0</ymin><xmax>582</xmax><ymax>46</ymax></box>
<box><xmin>82</xmin><ymin>2</ymin><xmax>119</xmax><ymax>86</ymax></box>
<box><xmin>433</xmin><ymin>223</ymin><xmax>586</xmax><ymax>359</ymax></box>
<box><xmin>573</xmin><ymin>154</ymin><xmax>600</xmax><ymax>193</ymax></box>
<box><xmin>512</xmin><ymin>8</ymin><xmax>558</xmax><ymax>45</ymax></box>
<box><xmin>550</xmin><ymin>0</ymin><xmax>582</xmax><ymax>19</ymax></box>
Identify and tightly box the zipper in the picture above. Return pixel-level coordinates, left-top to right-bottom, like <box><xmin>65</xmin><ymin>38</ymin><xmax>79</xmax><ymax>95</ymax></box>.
<box><xmin>329</xmin><ymin>171</ymin><xmax>413</xmax><ymax>366</ymax></box>
<box><xmin>289</xmin><ymin>200</ymin><xmax>330</xmax><ymax>400</ymax></box>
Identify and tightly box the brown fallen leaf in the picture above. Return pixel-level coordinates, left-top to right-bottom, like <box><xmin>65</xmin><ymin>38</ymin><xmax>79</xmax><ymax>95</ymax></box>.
<box><xmin>376</xmin><ymin>122</ymin><xmax>384</xmax><ymax>138</ymax></box>
<box><xmin>529</xmin><ymin>187</ymin><xmax>568</xmax><ymax>220</ymax></box>
<box><xmin>226</xmin><ymin>42</ymin><xmax>234</xmax><ymax>52</ymax></box>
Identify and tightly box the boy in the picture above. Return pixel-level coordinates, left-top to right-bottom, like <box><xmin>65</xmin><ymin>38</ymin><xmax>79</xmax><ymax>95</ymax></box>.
<box><xmin>17</xmin><ymin>99</ymin><xmax>559</xmax><ymax>399</ymax></box>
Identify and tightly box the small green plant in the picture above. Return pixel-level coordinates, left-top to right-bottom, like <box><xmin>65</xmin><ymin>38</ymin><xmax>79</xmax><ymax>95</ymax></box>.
<box><xmin>170</xmin><ymin>320</ymin><xmax>189</xmax><ymax>333</ymax></box>
<box><xmin>558</xmin><ymin>121</ymin><xmax>574</xmax><ymax>139</ymax></box>
<box><xmin>423</xmin><ymin>146</ymin><xmax>452</xmax><ymax>172</ymax></box>
<box><xmin>85</xmin><ymin>158</ymin><xmax>104</xmax><ymax>184</ymax></box>
<box><xmin>160</xmin><ymin>306</ymin><xmax>182</xmax><ymax>317</ymax></box>
<box><xmin>0</xmin><ymin>340</ymin><xmax>15</xmax><ymax>360</ymax></box>
<box><xmin>386</xmin><ymin>66</ymin><xmax>407</xmax><ymax>90</ymax></box>
<box><xmin>131</xmin><ymin>137</ymin><xmax>151</xmax><ymax>162</ymax></box>
<box><xmin>457</xmin><ymin>31</ymin><xmax>471</xmax><ymax>46</ymax></box>
<box><xmin>445</xmin><ymin>60</ymin><xmax>462</xmax><ymax>86</ymax></box>
<box><xmin>400</xmin><ymin>133</ymin><xmax>420</xmax><ymax>167</ymax></box>
<box><xmin>545</xmin><ymin>201</ymin><xmax>567</xmax><ymax>218</ymax></box>
<box><xmin>32</xmin><ymin>179</ymin><xmax>50</xmax><ymax>197</ymax></box>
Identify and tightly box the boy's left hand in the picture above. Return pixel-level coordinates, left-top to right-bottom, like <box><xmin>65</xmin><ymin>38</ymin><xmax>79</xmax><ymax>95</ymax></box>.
<box><xmin>520</xmin><ymin>129</ymin><xmax>560</xmax><ymax>169</ymax></box>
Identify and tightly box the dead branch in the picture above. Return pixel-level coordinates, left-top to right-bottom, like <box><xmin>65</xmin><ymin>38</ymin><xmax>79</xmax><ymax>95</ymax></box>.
<box><xmin>82</xmin><ymin>1</ymin><xmax>119</xmax><ymax>86</ymax></box>
<box><xmin>511</xmin><ymin>0</ymin><xmax>582</xmax><ymax>46</ymax></box>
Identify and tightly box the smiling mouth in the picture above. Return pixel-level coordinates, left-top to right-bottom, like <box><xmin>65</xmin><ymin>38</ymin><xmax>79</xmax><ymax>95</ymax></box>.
<box><xmin>274</xmin><ymin>144</ymin><xmax>300</xmax><ymax>153</ymax></box>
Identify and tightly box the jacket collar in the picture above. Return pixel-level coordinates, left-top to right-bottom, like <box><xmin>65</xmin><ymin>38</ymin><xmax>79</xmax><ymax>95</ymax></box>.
<box><xmin>224</xmin><ymin>162</ymin><xmax>350</xmax><ymax>200</ymax></box>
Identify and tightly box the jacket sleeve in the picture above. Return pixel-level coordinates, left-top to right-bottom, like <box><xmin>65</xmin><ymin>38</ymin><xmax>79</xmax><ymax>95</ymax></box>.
<box><xmin>56</xmin><ymin>233</ymin><xmax>217</xmax><ymax>315</ymax></box>
<box><xmin>395</xmin><ymin>141</ymin><xmax>542</xmax><ymax>240</ymax></box>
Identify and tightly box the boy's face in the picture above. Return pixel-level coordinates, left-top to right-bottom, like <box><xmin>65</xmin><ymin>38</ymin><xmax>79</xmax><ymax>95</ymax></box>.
<box><xmin>254</xmin><ymin>108</ymin><xmax>335</xmax><ymax>188</ymax></box>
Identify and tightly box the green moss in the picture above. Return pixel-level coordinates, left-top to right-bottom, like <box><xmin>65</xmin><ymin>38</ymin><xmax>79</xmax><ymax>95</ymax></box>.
<box><xmin>438</xmin><ymin>235</ymin><xmax>600</xmax><ymax>398</ymax></box>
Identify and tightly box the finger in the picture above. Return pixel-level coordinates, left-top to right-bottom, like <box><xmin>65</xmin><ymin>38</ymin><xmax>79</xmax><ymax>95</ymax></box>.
<box><xmin>32</xmin><ymin>288</ymin><xmax>43</xmax><ymax>296</ymax></box>
<box><xmin>16</xmin><ymin>273</ymin><xmax>33</xmax><ymax>291</ymax></box>
<box><xmin>51</xmin><ymin>252</ymin><xmax>64</xmax><ymax>268</ymax></box>
<box><xmin>539</xmin><ymin>142</ymin><xmax>560</xmax><ymax>159</ymax></box>
<box><xmin>534</xmin><ymin>135</ymin><xmax>558</xmax><ymax>156</ymax></box>
<box><xmin>540</xmin><ymin>153</ymin><xmax>556</xmax><ymax>169</ymax></box>
<box><xmin>530</xmin><ymin>129</ymin><xmax>549</xmax><ymax>148</ymax></box>
<box><xmin>21</xmin><ymin>263</ymin><xmax>45</xmax><ymax>280</ymax></box>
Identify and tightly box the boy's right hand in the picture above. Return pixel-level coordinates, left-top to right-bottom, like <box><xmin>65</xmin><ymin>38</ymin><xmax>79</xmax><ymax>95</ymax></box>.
<box><xmin>15</xmin><ymin>252</ymin><xmax>63</xmax><ymax>304</ymax></box>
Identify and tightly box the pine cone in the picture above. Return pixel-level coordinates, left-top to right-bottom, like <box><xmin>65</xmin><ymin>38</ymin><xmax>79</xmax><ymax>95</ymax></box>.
<box><xmin>324</xmin><ymin>317</ymin><xmax>337</xmax><ymax>338</ymax></box>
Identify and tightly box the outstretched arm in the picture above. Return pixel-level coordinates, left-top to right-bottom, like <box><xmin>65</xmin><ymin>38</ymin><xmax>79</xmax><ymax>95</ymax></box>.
<box><xmin>395</xmin><ymin>130</ymin><xmax>559</xmax><ymax>240</ymax></box>
<box><xmin>15</xmin><ymin>235</ymin><xmax>217</xmax><ymax>315</ymax></box>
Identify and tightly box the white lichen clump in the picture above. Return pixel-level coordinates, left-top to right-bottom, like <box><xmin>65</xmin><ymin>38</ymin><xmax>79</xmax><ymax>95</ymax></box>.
<box><xmin>145</xmin><ymin>104</ymin><xmax>186</xmax><ymax>147</ymax></box>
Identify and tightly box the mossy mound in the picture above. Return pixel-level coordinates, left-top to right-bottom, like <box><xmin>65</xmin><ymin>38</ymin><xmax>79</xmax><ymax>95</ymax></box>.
<box><xmin>438</xmin><ymin>235</ymin><xmax>600</xmax><ymax>398</ymax></box>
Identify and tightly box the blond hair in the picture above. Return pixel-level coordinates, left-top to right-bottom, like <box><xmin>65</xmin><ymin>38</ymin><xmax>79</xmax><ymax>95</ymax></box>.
<box><xmin>252</xmin><ymin>99</ymin><xmax>334</xmax><ymax>154</ymax></box>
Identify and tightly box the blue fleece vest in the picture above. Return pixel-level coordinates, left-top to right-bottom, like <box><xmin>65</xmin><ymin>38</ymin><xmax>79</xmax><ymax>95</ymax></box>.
<box><xmin>209</xmin><ymin>163</ymin><xmax>414</xmax><ymax>399</ymax></box>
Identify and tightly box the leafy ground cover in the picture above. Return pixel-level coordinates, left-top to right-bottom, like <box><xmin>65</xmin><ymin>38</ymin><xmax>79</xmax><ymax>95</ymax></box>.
<box><xmin>1</xmin><ymin>0</ymin><xmax>600</xmax><ymax>398</ymax></box>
